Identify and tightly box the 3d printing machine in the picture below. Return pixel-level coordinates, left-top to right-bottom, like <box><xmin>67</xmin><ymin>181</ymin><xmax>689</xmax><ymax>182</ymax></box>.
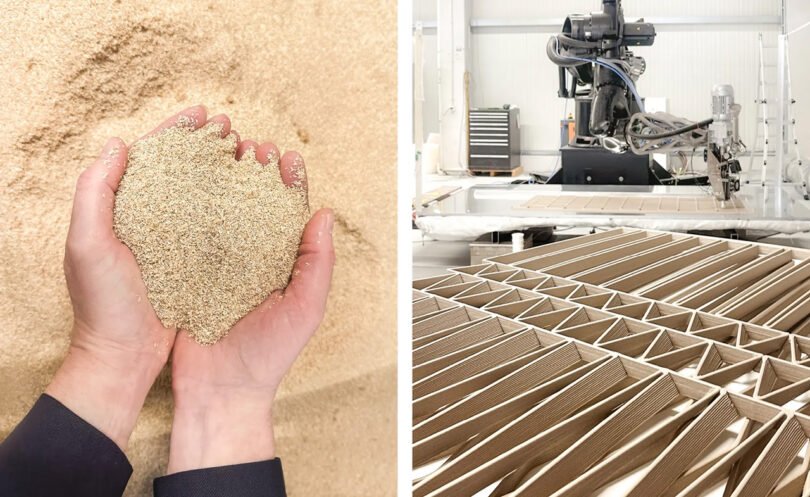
<box><xmin>546</xmin><ymin>0</ymin><xmax>744</xmax><ymax>201</ymax></box>
<box><xmin>414</xmin><ymin>0</ymin><xmax>810</xmax><ymax>239</ymax></box>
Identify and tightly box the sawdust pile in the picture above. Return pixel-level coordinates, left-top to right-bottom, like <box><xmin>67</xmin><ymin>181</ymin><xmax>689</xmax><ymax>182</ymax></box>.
<box><xmin>0</xmin><ymin>1</ymin><xmax>396</xmax><ymax>495</ymax></box>
<box><xmin>114</xmin><ymin>121</ymin><xmax>309</xmax><ymax>345</ymax></box>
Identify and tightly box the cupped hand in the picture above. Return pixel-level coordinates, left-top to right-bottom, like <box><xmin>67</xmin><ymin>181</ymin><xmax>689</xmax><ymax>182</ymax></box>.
<box><xmin>46</xmin><ymin>106</ymin><xmax>211</xmax><ymax>450</ymax></box>
<box><xmin>167</xmin><ymin>117</ymin><xmax>335</xmax><ymax>473</ymax></box>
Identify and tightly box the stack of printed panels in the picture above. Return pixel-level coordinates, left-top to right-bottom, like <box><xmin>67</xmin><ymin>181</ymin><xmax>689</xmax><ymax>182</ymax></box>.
<box><xmin>412</xmin><ymin>228</ymin><xmax>810</xmax><ymax>497</ymax></box>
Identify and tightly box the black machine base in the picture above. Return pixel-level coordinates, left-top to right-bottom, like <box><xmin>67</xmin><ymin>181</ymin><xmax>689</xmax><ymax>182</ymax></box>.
<box><xmin>548</xmin><ymin>145</ymin><xmax>673</xmax><ymax>186</ymax></box>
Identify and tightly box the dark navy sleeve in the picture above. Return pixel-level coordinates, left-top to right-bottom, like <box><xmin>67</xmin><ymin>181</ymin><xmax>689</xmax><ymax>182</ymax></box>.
<box><xmin>0</xmin><ymin>394</ymin><xmax>133</xmax><ymax>497</ymax></box>
<box><xmin>154</xmin><ymin>459</ymin><xmax>286</xmax><ymax>497</ymax></box>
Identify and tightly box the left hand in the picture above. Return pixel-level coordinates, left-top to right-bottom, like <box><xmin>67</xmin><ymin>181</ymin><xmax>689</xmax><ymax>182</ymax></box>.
<box><xmin>47</xmin><ymin>106</ymin><xmax>213</xmax><ymax>450</ymax></box>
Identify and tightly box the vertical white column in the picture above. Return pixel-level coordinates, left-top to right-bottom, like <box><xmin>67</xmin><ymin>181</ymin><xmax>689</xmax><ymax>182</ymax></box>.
<box><xmin>776</xmin><ymin>34</ymin><xmax>788</xmax><ymax>188</ymax></box>
<box><xmin>776</xmin><ymin>33</ymin><xmax>787</xmax><ymax>212</ymax></box>
<box><xmin>414</xmin><ymin>23</ymin><xmax>424</xmax><ymax>214</ymax></box>
<box><xmin>437</xmin><ymin>0</ymin><xmax>471</xmax><ymax>173</ymax></box>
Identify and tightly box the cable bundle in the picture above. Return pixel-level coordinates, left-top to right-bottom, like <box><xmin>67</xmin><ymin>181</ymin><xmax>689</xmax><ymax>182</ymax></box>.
<box><xmin>625</xmin><ymin>112</ymin><xmax>711</xmax><ymax>154</ymax></box>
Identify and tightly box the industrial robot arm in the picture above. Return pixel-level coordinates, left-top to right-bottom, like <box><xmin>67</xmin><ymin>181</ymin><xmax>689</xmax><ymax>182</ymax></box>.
<box><xmin>547</xmin><ymin>0</ymin><xmax>654</xmax><ymax>144</ymax></box>
<box><xmin>548</xmin><ymin>0</ymin><xmax>742</xmax><ymax>201</ymax></box>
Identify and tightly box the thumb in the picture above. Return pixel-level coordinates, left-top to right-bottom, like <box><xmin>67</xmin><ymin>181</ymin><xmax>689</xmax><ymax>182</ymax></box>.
<box><xmin>93</xmin><ymin>136</ymin><xmax>129</xmax><ymax>192</ymax></box>
<box><xmin>282</xmin><ymin>208</ymin><xmax>336</xmax><ymax>318</ymax></box>
<box><xmin>68</xmin><ymin>137</ymin><xmax>128</xmax><ymax>245</ymax></box>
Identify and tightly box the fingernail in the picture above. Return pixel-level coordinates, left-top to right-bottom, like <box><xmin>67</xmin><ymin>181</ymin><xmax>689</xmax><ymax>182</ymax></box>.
<box><xmin>266</xmin><ymin>147</ymin><xmax>279</xmax><ymax>166</ymax></box>
<box><xmin>183</xmin><ymin>105</ymin><xmax>207</xmax><ymax>127</ymax></box>
<box><xmin>101</xmin><ymin>137</ymin><xmax>120</xmax><ymax>159</ymax></box>
<box><xmin>323</xmin><ymin>209</ymin><xmax>334</xmax><ymax>234</ymax></box>
<box><xmin>291</xmin><ymin>153</ymin><xmax>305</xmax><ymax>185</ymax></box>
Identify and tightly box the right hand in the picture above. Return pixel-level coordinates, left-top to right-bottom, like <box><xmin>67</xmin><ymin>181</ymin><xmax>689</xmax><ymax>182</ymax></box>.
<box><xmin>167</xmin><ymin>123</ymin><xmax>335</xmax><ymax>473</ymax></box>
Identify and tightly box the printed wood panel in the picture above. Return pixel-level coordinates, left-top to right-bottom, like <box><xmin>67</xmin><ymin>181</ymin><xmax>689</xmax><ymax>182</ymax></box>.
<box><xmin>412</xmin><ymin>229</ymin><xmax>810</xmax><ymax>496</ymax></box>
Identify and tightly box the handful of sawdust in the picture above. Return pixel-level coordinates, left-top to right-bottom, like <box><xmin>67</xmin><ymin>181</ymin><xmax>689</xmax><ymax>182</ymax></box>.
<box><xmin>113</xmin><ymin>121</ymin><xmax>309</xmax><ymax>345</ymax></box>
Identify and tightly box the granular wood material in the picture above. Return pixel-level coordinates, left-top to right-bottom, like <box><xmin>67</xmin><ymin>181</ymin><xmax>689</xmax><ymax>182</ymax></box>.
<box><xmin>0</xmin><ymin>1</ymin><xmax>396</xmax><ymax>494</ymax></box>
<box><xmin>113</xmin><ymin>121</ymin><xmax>309</xmax><ymax>345</ymax></box>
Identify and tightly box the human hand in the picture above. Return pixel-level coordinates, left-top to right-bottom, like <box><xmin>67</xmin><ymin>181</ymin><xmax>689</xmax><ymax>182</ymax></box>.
<box><xmin>167</xmin><ymin>120</ymin><xmax>335</xmax><ymax>473</ymax></box>
<box><xmin>46</xmin><ymin>106</ymin><xmax>214</xmax><ymax>450</ymax></box>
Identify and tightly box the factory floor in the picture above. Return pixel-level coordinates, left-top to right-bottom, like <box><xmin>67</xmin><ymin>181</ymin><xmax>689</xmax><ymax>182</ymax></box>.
<box><xmin>413</xmin><ymin>226</ymin><xmax>594</xmax><ymax>279</ymax></box>
<box><xmin>412</xmin><ymin>233</ymin><xmax>469</xmax><ymax>280</ymax></box>
<box><xmin>413</xmin><ymin>228</ymin><xmax>810</xmax><ymax>279</ymax></box>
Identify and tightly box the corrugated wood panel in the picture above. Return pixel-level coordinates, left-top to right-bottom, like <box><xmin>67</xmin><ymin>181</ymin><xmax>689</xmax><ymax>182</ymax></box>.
<box><xmin>412</xmin><ymin>228</ymin><xmax>810</xmax><ymax>495</ymax></box>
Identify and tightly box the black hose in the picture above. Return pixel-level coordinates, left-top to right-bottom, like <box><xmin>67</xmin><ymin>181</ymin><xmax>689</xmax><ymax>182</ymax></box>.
<box><xmin>546</xmin><ymin>37</ymin><xmax>591</xmax><ymax>67</ymax></box>
<box><xmin>626</xmin><ymin>118</ymin><xmax>713</xmax><ymax>139</ymax></box>
<box><xmin>556</xmin><ymin>34</ymin><xmax>602</xmax><ymax>49</ymax></box>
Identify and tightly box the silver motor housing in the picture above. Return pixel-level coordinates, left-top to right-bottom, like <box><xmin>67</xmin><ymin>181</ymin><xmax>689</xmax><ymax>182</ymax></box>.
<box><xmin>707</xmin><ymin>84</ymin><xmax>743</xmax><ymax>201</ymax></box>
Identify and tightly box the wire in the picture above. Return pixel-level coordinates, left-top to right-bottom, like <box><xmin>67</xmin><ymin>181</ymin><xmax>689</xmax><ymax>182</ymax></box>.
<box><xmin>689</xmin><ymin>147</ymin><xmax>697</xmax><ymax>175</ymax></box>
<box><xmin>671</xmin><ymin>151</ymin><xmax>687</xmax><ymax>183</ymax></box>
<box><xmin>594</xmin><ymin>57</ymin><xmax>646</xmax><ymax>112</ymax></box>
<box><xmin>788</xmin><ymin>19</ymin><xmax>810</xmax><ymax>36</ymax></box>
<box><xmin>556</xmin><ymin>33</ymin><xmax>602</xmax><ymax>49</ymax></box>
<box><xmin>551</xmin><ymin>35</ymin><xmax>646</xmax><ymax>113</ymax></box>
<box><xmin>626</xmin><ymin>118</ymin><xmax>713</xmax><ymax>140</ymax></box>
<box><xmin>625</xmin><ymin>112</ymin><xmax>710</xmax><ymax>154</ymax></box>
<box><xmin>548</xmin><ymin>97</ymin><xmax>568</xmax><ymax>180</ymax></box>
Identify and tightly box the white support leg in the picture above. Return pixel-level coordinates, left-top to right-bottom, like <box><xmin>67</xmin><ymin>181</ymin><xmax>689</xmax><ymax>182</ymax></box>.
<box><xmin>777</xmin><ymin>34</ymin><xmax>788</xmax><ymax>187</ymax></box>
<box><xmin>414</xmin><ymin>23</ymin><xmax>424</xmax><ymax>214</ymax></box>
<box><xmin>437</xmin><ymin>0</ymin><xmax>471</xmax><ymax>173</ymax></box>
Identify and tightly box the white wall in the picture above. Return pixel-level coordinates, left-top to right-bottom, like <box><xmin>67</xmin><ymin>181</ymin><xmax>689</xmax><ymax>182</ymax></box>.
<box><xmin>415</xmin><ymin>0</ymin><xmax>783</xmax><ymax>174</ymax></box>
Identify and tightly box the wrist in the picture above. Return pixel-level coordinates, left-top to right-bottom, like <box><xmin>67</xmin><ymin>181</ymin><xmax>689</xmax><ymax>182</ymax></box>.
<box><xmin>46</xmin><ymin>338</ymin><xmax>166</xmax><ymax>450</ymax></box>
<box><xmin>168</xmin><ymin>391</ymin><xmax>275</xmax><ymax>474</ymax></box>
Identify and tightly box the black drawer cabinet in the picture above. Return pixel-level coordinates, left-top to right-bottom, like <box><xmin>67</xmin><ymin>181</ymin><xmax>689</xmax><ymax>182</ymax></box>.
<box><xmin>468</xmin><ymin>108</ymin><xmax>521</xmax><ymax>171</ymax></box>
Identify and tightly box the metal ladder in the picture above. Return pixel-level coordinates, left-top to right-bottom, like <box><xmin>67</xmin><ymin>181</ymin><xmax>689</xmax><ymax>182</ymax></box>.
<box><xmin>747</xmin><ymin>34</ymin><xmax>773</xmax><ymax>186</ymax></box>
<box><xmin>748</xmin><ymin>33</ymin><xmax>804</xmax><ymax>189</ymax></box>
<box><xmin>784</xmin><ymin>39</ymin><xmax>806</xmax><ymax>194</ymax></box>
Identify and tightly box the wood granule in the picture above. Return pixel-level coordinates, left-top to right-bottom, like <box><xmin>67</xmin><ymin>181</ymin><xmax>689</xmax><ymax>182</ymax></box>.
<box><xmin>113</xmin><ymin>121</ymin><xmax>309</xmax><ymax>344</ymax></box>
<box><xmin>1</xmin><ymin>1</ymin><xmax>396</xmax><ymax>494</ymax></box>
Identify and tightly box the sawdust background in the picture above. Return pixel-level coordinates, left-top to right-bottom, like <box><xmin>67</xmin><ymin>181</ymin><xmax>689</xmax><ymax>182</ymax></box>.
<box><xmin>0</xmin><ymin>1</ymin><xmax>396</xmax><ymax>495</ymax></box>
